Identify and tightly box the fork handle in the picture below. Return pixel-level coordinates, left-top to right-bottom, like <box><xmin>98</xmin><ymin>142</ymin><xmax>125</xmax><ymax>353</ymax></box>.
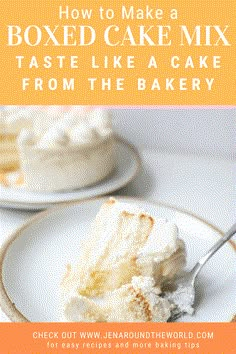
<box><xmin>190</xmin><ymin>223</ymin><xmax>236</xmax><ymax>282</ymax></box>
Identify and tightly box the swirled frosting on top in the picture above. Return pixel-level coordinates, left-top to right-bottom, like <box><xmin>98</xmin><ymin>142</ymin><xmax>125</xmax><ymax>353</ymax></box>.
<box><xmin>18</xmin><ymin>108</ymin><xmax>113</xmax><ymax>149</ymax></box>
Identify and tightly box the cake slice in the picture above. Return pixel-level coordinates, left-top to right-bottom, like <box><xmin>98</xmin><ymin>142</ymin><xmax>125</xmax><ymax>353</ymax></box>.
<box><xmin>62</xmin><ymin>198</ymin><xmax>186</xmax><ymax>298</ymax></box>
<box><xmin>61</xmin><ymin>198</ymin><xmax>187</xmax><ymax>322</ymax></box>
<box><xmin>62</xmin><ymin>198</ymin><xmax>154</xmax><ymax>296</ymax></box>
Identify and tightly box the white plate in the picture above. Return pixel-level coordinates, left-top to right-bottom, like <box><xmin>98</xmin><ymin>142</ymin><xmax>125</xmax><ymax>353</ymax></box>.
<box><xmin>0</xmin><ymin>137</ymin><xmax>140</xmax><ymax>210</ymax></box>
<box><xmin>0</xmin><ymin>197</ymin><xmax>235</xmax><ymax>322</ymax></box>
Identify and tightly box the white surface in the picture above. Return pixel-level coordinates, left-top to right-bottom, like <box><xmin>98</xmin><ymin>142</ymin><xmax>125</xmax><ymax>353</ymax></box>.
<box><xmin>0</xmin><ymin>138</ymin><xmax>139</xmax><ymax>209</ymax></box>
<box><xmin>117</xmin><ymin>150</ymin><xmax>235</xmax><ymax>231</ymax></box>
<box><xmin>0</xmin><ymin>108</ymin><xmax>235</xmax><ymax>321</ymax></box>
<box><xmin>112</xmin><ymin>108</ymin><xmax>235</xmax><ymax>159</ymax></box>
<box><xmin>1</xmin><ymin>197</ymin><xmax>236</xmax><ymax>322</ymax></box>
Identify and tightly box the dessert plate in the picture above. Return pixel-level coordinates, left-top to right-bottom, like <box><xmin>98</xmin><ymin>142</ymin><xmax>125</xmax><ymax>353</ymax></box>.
<box><xmin>0</xmin><ymin>137</ymin><xmax>140</xmax><ymax>210</ymax></box>
<box><xmin>0</xmin><ymin>196</ymin><xmax>235</xmax><ymax>322</ymax></box>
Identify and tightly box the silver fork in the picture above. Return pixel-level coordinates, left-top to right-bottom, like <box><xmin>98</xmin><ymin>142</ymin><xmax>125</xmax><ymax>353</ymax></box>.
<box><xmin>163</xmin><ymin>223</ymin><xmax>236</xmax><ymax>321</ymax></box>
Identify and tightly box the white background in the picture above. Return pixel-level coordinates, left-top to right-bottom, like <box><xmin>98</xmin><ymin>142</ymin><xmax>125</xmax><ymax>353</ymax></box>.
<box><xmin>113</xmin><ymin>108</ymin><xmax>235</xmax><ymax>230</ymax></box>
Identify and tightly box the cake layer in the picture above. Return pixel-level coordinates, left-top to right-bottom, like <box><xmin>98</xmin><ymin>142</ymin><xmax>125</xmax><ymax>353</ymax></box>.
<box><xmin>0</xmin><ymin>152</ymin><xmax>19</xmax><ymax>171</ymax></box>
<box><xmin>0</xmin><ymin>117</ymin><xmax>27</xmax><ymax>171</ymax></box>
<box><xmin>0</xmin><ymin>134</ymin><xmax>19</xmax><ymax>171</ymax></box>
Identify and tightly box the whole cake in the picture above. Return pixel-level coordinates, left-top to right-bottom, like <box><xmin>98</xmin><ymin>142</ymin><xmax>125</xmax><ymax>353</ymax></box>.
<box><xmin>61</xmin><ymin>198</ymin><xmax>186</xmax><ymax>322</ymax></box>
<box><xmin>0</xmin><ymin>106</ymin><xmax>115</xmax><ymax>192</ymax></box>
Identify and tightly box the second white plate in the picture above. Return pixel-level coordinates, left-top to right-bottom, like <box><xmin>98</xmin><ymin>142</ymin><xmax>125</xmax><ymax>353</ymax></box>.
<box><xmin>0</xmin><ymin>137</ymin><xmax>140</xmax><ymax>210</ymax></box>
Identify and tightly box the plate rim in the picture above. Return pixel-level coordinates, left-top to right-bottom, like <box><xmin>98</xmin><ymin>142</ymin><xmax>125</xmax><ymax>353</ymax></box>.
<box><xmin>0</xmin><ymin>136</ymin><xmax>141</xmax><ymax>208</ymax></box>
<box><xmin>0</xmin><ymin>195</ymin><xmax>235</xmax><ymax>323</ymax></box>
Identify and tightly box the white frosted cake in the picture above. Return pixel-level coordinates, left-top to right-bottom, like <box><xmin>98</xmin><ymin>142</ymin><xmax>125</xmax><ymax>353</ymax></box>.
<box><xmin>0</xmin><ymin>106</ymin><xmax>115</xmax><ymax>191</ymax></box>
<box><xmin>61</xmin><ymin>198</ymin><xmax>186</xmax><ymax>322</ymax></box>
<box><xmin>17</xmin><ymin>108</ymin><xmax>114</xmax><ymax>192</ymax></box>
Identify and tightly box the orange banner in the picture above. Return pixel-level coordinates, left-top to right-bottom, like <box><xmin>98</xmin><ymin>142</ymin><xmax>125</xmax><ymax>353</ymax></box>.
<box><xmin>0</xmin><ymin>322</ymin><xmax>235</xmax><ymax>353</ymax></box>
<box><xmin>0</xmin><ymin>0</ymin><xmax>235</xmax><ymax>105</ymax></box>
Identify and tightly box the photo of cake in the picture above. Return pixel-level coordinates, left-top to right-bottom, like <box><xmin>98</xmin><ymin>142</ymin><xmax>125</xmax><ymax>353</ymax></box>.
<box><xmin>61</xmin><ymin>198</ymin><xmax>186</xmax><ymax>322</ymax></box>
<box><xmin>0</xmin><ymin>108</ymin><xmax>234</xmax><ymax>326</ymax></box>
<box><xmin>0</xmin><ymin>106</ymin><xmax>115</xmax><ymax>191</ymax></box>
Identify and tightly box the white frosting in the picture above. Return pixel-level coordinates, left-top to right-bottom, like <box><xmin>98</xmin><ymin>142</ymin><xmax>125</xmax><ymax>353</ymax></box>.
<box><xmin>97</xmin><ymin>127</ymin><xmax>113</xmax><ymax>138</ymax></box>
<box><xmin>136</xmin><ymin>219</ymin><xmax>186</xmax><ymax>285</ymax></box>
<box><xmin>69</xmin><ymin>122</ymin><xmax>98</xmax><ymax>145</ymax></box>
<box><xmin>2</xmin><ymin>106</ymin><xmax>19</xmax><ymax>116</ymax></box>
<box><xmin>65</xmin><ymin>106</ymin><xmax>90</xmax><ymax>118</ymax></box>
<box><xmin>32</xmin><ymin>111</ymin><xmax>64</xmax><ymax>136</ymax></box>
<box><xmin>88</xmin><ymin>109</ymin><xmax>111</xmax><ymax>129</ymax></box>
<box><xmin>138</xmin><ymin>221</ymin><xmax>179</xmax><ymax>262</ymax></box>
<box><xmin>36</xmin><ymin>127</ymin><xmax>69</xmax><ymax>149</ymax></box>
<box><xmin>6</xmin><ymin>108</ymin><xmax>34</xmax><ymax>123</ymax></box>
<box><xmin>1</xmin><ymin>106</ymin><xmax>112</xmax><ymax>145</ymax></box>
<box><xmin>42</xmin><ymin>106</ymin><xmax>63</xmax><ymax>116</ymax></box>
<box><xmin>24</xmin><ymin>108</ymin><xmax>113</xmax><ymax>149</ymax></box>
<box><xmin>18</xmin><ymin>129</ymin><xmax>35</xmax><ymax>145</ymax></box>
<box><xmin>0</xmin><ymin>107</ymin><xmax>35</xmax><ymax>134</ymax></box>
<box><xmin>53</xmin><ymin>116</ymin><xmax>79</xmax><ymax>131</ymax></box>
